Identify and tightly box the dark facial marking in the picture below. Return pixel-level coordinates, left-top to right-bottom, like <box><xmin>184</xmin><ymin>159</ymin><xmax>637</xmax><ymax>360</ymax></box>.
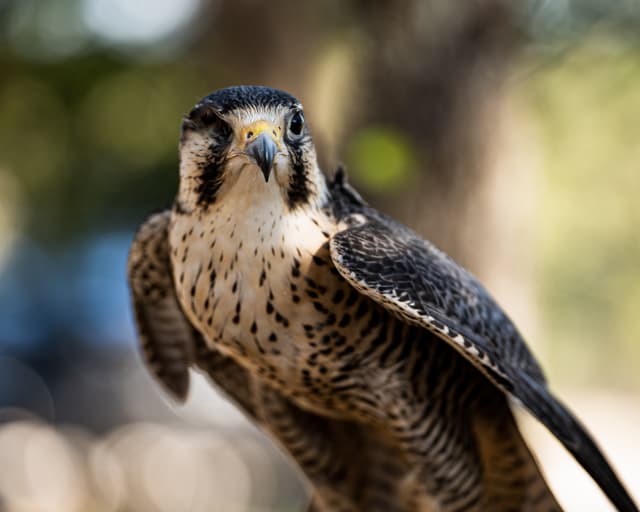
<box><xmin>195</xmin><ymin>159</ymin><xmax>223</xmax><ymax>207</ymax></box>
<box><xmin>182</xmin><ymin>104</ymin><xmax>234</xmax><ymax>208</ymax></box>
<box><xmin>287</xmin><ymin>146</ymin><xmax>311</xmax><ymax>210</ymax></box>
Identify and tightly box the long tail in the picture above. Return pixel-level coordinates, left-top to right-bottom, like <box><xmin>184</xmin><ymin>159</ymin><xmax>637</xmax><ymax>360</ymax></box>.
<box><xmin>515</xmin><ymin>374</ymin><xmax>638</xmax><ymax>512</ymax></box>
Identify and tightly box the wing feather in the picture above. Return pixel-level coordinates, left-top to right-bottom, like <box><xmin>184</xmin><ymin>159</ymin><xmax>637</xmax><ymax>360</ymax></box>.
<box><xmin>328</xmin><ymin>171</ymin><xmax>638</xmax><ymax>512</ymax></box>
<box><xmin>128</xmin><ymin>211</ymin><xmax>193</xmax><ymax>401</ymax></box>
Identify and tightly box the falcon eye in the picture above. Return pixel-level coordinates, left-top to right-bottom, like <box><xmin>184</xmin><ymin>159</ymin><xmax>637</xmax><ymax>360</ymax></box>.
<box><xmin>288</xmin><ymin>111</ymin><xmax>305</xmax><ymax>138</ymax></box>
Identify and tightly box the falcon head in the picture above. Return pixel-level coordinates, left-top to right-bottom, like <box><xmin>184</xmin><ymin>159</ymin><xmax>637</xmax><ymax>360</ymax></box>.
<box><xmin>177</xmin><ymin>86</ymin><xmax>326</xmax><ymax>213</ymax></box>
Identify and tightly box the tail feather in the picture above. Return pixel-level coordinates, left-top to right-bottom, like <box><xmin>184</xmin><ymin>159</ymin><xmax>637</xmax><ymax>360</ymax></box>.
<box><xmin>516</xmin><ymin>375</ymin><xmax>638</xmax><ymax>512</ymax></box>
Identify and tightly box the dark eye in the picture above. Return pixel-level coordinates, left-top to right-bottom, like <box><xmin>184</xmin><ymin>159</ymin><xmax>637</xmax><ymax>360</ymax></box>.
<box><xmin>288</xmin><ymin>111</ymin><xmax>305</xmax><ymax>137</ymax></box>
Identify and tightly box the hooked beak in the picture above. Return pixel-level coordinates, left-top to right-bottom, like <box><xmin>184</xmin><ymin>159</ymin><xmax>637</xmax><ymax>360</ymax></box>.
<box><xmin>246</xmin><ymin>132</ymin><xmax>277</xmax><ymax>182</ymax></box>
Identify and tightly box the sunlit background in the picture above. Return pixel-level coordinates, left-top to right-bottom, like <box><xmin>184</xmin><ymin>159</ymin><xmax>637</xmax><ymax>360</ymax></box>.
<box><xmin>0</xmin><ymin>1</ymin><xmax>638</xmax><ymax>510</ymax></box>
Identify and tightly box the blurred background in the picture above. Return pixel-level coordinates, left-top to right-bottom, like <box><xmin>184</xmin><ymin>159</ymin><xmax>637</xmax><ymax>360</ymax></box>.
<box><xmin>0</xmin><ymin>0</ymin><xmax>638</xmax><ymax>510</ymax></box>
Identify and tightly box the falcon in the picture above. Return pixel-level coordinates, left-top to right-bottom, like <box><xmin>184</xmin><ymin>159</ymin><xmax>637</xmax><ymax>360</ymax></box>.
<box><xmin>128</xmin><ymin>86</ymin><xmax>637</xmax><ymax>512</ymax></box>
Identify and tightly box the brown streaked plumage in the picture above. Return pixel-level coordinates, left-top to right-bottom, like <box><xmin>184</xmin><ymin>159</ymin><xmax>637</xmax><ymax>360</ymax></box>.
<box><xmin>128</xmin><ymin>86</ymin><xmax>637</xmax><ymax>512</ymax></box>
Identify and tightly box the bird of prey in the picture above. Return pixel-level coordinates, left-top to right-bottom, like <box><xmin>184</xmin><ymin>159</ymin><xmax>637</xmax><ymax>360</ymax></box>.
<box><xmin>128</xmin><ymin>86</ymin><xmax>637</xmax><ymax>512</ymax></box>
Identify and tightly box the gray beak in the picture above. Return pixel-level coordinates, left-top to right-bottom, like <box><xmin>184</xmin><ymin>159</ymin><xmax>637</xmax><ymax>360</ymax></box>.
<box><xmin>247</xmin><ymin>133</ymin><xmax>277</xmax><ymax>182</ymax></box>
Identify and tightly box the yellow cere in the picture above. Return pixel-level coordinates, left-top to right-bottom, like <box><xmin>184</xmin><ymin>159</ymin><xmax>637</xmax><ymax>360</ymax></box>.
<box><xmin>240</xmin><ymin>120</ymin><xmax>283</xmax><ymax>150</ymax></box>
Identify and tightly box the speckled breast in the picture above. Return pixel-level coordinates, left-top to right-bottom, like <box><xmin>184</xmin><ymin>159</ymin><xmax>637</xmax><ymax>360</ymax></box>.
<box><xmin>169</xmin><ymin>205</ymin><xmax>397</xmax><ymax>418</ymax></box>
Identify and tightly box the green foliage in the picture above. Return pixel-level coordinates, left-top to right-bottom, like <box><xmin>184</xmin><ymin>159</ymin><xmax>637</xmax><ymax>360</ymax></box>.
<box><xmin>0</xmin><ymin>55</ymin><xmax>210</xmax><ymax>244</ymax></box>
<box><xmin>345</xmin><ymin>127</ymin><xmax>417</xmax><ymax>193</ymax></box>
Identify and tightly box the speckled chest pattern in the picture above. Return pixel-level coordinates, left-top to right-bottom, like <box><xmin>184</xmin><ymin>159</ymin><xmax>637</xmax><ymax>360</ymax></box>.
<box><xmin>168</xmin><ymin>201</ymin><xmax>409</xmax><ymax>418</ymax></box>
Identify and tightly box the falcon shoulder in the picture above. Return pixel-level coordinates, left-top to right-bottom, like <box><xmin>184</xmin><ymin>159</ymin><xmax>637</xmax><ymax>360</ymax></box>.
<box><xmin>327</xmin><ymin>169</ymin><xmax>638</xmax><ymax>512</ymax></box>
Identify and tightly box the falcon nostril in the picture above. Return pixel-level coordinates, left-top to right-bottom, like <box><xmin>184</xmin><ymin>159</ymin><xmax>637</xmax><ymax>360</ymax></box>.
<box><xmin>246</xmin><ymin>131</ymin><xmax>254</xmax><ymax>140</ymax></box>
